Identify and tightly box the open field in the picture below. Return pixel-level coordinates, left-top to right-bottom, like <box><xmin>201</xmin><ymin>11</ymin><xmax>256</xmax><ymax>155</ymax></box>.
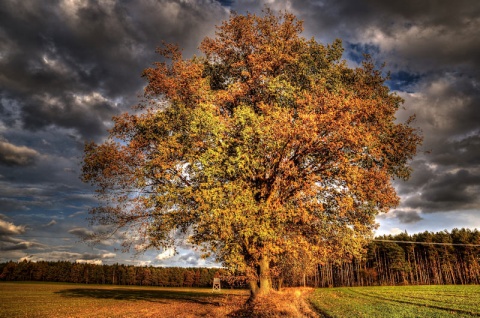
<box><xmin>310</xmin><ymin>285</ymin><xmax>480</xmax><ymax>317</ymax></box>
<box><xmin>0</xmin><ymin>282</ymin><xmax>250</xmax><ymax>317</ymax></box>
<box><xmin>2</xmin><ymin>282</ymin><xmax>480</xmax><ymax>317</ymax></box>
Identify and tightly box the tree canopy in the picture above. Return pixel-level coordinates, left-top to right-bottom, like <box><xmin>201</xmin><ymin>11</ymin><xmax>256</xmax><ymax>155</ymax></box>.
<box><xmin>82</xmin><ymin>9</ymin><xmax>421</xmax><ymax>295</ymax></box>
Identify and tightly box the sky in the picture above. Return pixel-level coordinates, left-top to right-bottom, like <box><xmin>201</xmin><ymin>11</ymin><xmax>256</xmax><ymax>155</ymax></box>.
<box><xmin>1</xmin><ymin>0</ymin><xmax>479</xmax><ymax>267</ymax></box>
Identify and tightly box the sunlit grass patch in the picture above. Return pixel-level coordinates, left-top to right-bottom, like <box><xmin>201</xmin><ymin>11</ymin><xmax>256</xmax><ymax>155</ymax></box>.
<box><xmin>309</xmin><ymin>285</ymin><xmax>480</xmax><ymax>318</ymax></box>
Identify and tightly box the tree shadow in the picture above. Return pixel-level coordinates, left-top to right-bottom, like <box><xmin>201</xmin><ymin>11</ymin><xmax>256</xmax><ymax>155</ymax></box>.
<box><xmin>55</xmin><ymin>288</ymin><xmax>225</xmax><ymax>306</ymax></box>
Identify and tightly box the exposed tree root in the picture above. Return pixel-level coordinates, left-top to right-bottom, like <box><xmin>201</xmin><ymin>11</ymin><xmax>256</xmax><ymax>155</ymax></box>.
<box><xmin>229</xmin><ymin>288</ymin><xmax>319</xmax><ymax>317</ymax></box>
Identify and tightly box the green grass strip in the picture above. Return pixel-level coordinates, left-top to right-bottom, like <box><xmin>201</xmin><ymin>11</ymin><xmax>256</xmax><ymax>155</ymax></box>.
<box><xmin>309</xmin><ymin>285</ymin><xmax>480</xmax><ymax>318</ymax></box>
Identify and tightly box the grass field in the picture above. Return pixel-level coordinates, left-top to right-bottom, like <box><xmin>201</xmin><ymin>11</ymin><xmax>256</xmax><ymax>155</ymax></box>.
<box><xmin>309</xmin><ymin>285</ymin><xmax>480</xmax><ymax>317</ymax></box>
<box><xmin>0</xmin><ymin>282</ymin><xmax>249</xmax><ymax>317</ymax></box>
<box><xmin>2</xmin><ymin>282</ymin><xmax>480</xmax><ymax>317</ymax></box>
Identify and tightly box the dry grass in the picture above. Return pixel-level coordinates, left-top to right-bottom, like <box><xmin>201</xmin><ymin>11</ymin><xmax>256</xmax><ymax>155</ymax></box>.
<box><xmin>1</xmin><ymin>282</ymin><xmax>319</xmax><ymax>318</ymax></box>
<box><xmin>0</xmin><ymin>282</ymin><xmax>249</xmax><ymax>318</ymax></box>
<box><xmin>229</xmin><ymin>288</ymin><xmax>318</xmax><ymax>317</ymax></box>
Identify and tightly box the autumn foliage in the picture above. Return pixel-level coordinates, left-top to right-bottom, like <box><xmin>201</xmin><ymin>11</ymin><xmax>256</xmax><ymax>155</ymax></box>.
<box><xmin>82</xmin><ymin>10</ymin><xmax>421</xmax><ymax>295</ymax></box>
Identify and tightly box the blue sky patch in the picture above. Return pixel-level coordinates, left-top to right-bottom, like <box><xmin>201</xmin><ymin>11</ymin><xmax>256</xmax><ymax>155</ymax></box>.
<box><xmin>345</xmin><ymin>42</ymin><xmax>381</xmax><ymax>64</ymax></box>
<box><xmin>386</xmin><ymin>71</ymin><xmax>422</xmax><ymax>92</ymax></box>
<box><xmin>218</xmin><ymin>0</ymin><xmax>234</xmax><ymax>7</ymax></box>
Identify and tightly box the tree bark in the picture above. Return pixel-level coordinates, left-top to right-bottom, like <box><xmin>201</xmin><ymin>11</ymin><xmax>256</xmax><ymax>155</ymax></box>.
<box><xmin>249</xmin><ymin>255</ymin><xmax>271</xmax><ymax>298</ymax></box>
<box><xmin>258</xmin><ymin>255</ymin><xmax>271</xmax><ymax>295</ymax></box>
<box><xmin>277</xmin><ymin>276</ymin><xmax>284</xmax><ymax>291</ymax></box>
<box><xmin>249</xmin><ymin>279</ymin><xmax>258</xmax><ymax>295</ymax></box>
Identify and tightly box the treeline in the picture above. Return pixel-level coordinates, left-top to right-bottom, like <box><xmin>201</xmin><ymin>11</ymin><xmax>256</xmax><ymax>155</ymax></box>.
<box><xmin>0</xmin><ymin>261</ymin><xmax>241</xmax><ymax>288</ymax></box>
<box><xmin>2</xmin><ymin>229</ymin><xmax>479</xmax><ymax>288</ymax></box>
<box><xmin>307</xmin><ymin>228</ymin><xmax>480</xmax><ymax>287</ymax></box>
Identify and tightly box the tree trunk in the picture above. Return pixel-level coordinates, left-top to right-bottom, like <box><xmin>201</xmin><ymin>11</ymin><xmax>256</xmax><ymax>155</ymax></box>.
<box><xmin>249</xmin><ymin>255</ymin><xmax>271</xmax><ymax>298</ymax></box>
<box><xmin>258</xmin><ymin>255</ymin><xmax>271</xmax><ymax>295</ymax></box>
<box><xmin>277</xmin><ymin>276</ymin><xmax>284</xmax><ymax>291</ymax></box>
<box><xmin>249</xmin><ymin>279</ymin><xmax>259</xmax><ymax>297</ymax></box>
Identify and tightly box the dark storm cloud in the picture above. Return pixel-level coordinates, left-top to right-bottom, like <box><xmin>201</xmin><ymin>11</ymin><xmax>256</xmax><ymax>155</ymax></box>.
<box><xmin>422</xmin><ymin>170</ymin><xmax>478</xmax><ymax>206</ymax></box>
<box><xmin>391</xmin><ymin>210</ymin><xmax>423</xmax><ymax>224</ymax></box>
<box><xmin>0</xmin><ymin>0</ymin><xmax>227</xmax><ymax>140</ymax></box>
<box><xmin>284</xmin><ymin>0</ymin><xmax>480</xmax><ymax>39</ymax></box>
<box><xmin>402</xmin><ymin>168</ymin><xmax>480</xmax><ymax>213</ymax></box>
<box><xmin>453</xmin><ymin>135</ymin><xmax>480</xmax><ymax>166</ymax></box>
<box><xmin>393</xmin><ymin>72</ymin><xmax>480</xmax><ymax>214</ymax></box>
<box><xmin>0</xmin><ymin>241</ymin><xmax>46</xmax><ymax>252</ymax></box>
<box><xmin>0</xmin><ymin>1</ymin><xmax>121</xmax><ymax>139</ymax></box>
<box><xmin>362</xmin><ymin>0</ymin><xmax>480</xmax><ymax>29</ymax></box>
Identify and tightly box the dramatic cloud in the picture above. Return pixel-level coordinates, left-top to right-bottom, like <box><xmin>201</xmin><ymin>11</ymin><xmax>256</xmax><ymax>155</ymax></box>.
<box><xmin>0</xmin><ymin>217</ymin><xmax>47</xmax><ymax>254</ymax></box>
<box><xmin>381</xmin><ymin>210</ymin><xmax>424</xmax><ymax>225</ymax></box>
<box><xmin>0</xmin><ymin>0</ymin><xmax>228</xmax><ymax>140</ymax></box>
<box><xmin>1</xmin><ymin>241</ymin><xmax>46</xmax><ymax>252</ymax></box>
<box><xmin>393</xmin><ymin>74</ymin><xmax>480</xmax><ymax>215</ymax></box>
<box><xmin>0</xmin><ymin>219</ymin><xmax>26</xmax><ymax>235</ymax></box>
<box><xmin>0</xmin><ymin>140</ymin><xmax>39</xmax><ymax>166</ymax></box>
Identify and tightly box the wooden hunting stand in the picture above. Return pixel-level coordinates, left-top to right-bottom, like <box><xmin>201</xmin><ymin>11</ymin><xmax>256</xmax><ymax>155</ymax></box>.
<box><xmin>212</xmin><ymin>277</ymin><xmax>221</xmax><ymax>292</ymax></box>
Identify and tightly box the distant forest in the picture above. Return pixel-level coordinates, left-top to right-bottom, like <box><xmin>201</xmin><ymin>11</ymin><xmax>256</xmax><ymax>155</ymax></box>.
<box><xmin>313</xmin><ymin>228</ymin><xmax>480</xmax><ymax>287</ymax></box>
<box><xmin>1</xmin><ymin>228</ymin><xmax>479</xmax><ymax>288</ymax></box>
<box><xmin>0</xmin><ymin>261</ymin><xmax>232</xmax><ymax>288</ymax></box>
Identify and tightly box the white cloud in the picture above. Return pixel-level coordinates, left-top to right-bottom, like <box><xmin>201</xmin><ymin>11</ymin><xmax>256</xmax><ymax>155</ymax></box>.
<box><xmin>389</xmin><ymin>228</ymin><xmax>405</xmax><ymax>235</ymax></box>
<box><xmin>156</xmin><ymin>248</ymin><xmax>175</xmax><ymax>260</ymax></box>
<box><xmin>135</xmin><ymin>260</ymin><xmax>152</xmax><ymax>267</ymax></box>
<box><xmin>102</xmin><ymin>252</ymin><xmax>116</xmax><ymax>259</ymax></box>
<box><xmin>76</xmin><ymin>259</ymin><xmax>103</xmax><ymax>265</ymax></box>
<box><xmin>0</xmin><ymin>219</ymin><xmax>26</xmax><ymax>235</ymax></box>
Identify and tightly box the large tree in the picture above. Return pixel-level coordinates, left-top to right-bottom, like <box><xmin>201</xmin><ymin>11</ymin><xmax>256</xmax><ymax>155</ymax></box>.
<box><xmin>82</xmin><ymin>10</ymin><xmax>421</xmax><ymax>295</ymax></box>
